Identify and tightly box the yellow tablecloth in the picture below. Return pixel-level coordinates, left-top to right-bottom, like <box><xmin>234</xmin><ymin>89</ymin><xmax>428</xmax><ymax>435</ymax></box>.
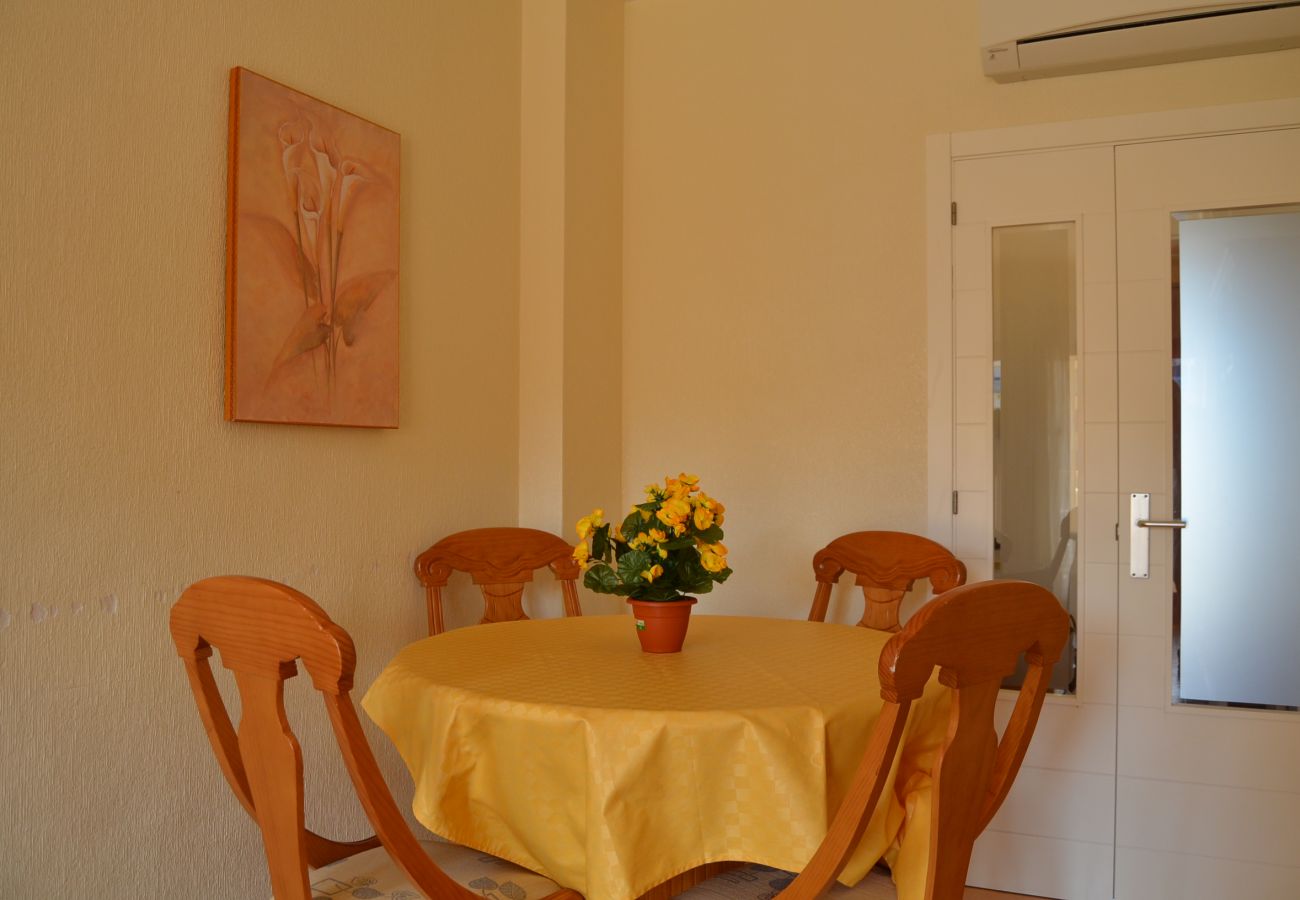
<box><xmin>362</xmin><ymin>615</ymin><xmax>949</xmax><ymax>900</ymax></box>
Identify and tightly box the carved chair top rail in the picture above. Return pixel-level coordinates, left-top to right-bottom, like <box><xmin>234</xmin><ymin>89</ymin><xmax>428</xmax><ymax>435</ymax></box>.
<box><xmin>812</xmin><ymin>530</ymin><xmax>966</xmax><ymax>593</ymax></box>
<box><xmin>414</xmin><ymin>527</ymin><xmax>580</xmax><ymax>587</ymax></box>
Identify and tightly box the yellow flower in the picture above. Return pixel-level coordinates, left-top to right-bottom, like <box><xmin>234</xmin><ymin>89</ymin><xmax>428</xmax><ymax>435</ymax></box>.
<box><xmin>641</xmin><ymin>564</ymin><xmax>665</xmax><ymax>582</ymax></box>
<box><xmin>575</xmin><ymin>508</ymin><xmax>604</xmax><ymax>541</ymax></box>
<box><xmin>655</xmin><ymin>497</ymin><xmax>691</xmax><ymax>528</ymax></box>
<box><xmin>658</xmin><ymin>547</ymin><xmax>668</xmax><ymax>559</ymax></box>
<box><xmin>673</xmin><ymin>523</ymin><xmax>687</xmax><ymax>537</ymax></box>
<box><xmin>649</xmin><ymin>528</ymin><xmax>668</xmax><ymax>543</ymax></box>
<box><xmin>700</xmin><ymin>550</ymin><xmax>726</xmax><ymax>573</ymax></box>
<box><xmin>572</xmin><ymin>543</ymin><xmax>590</xmax><ymax>566</ymax></box>
<box><xmin>664</xmin><ymin>473</ymin><xmax>697</xmax><ymax>499</ymax></box>
<box><xmin>713</xmin><ymin>501</ymin><xmax>726</xmax><ymax>525</ymax></box>
<box><xmin>693</xmin><ymin>505</ymin><xmax>714</xmax><ymax>531</ymax></box>
<box><xmin>630</xmin><ymin>532</ymin><xmax>650</xmax><ymax>550</ymax></box>
<box><xmin>644</xmin><ymin>483</ymin><xmax>663</xmax><ymax>500</ymax></box>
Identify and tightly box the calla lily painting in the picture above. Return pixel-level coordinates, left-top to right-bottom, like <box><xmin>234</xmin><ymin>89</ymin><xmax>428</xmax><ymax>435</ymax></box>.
<box><xmin>226</xmin><ymin>67</ymin><xmax>399</xmax><ymax>427</ymax></box>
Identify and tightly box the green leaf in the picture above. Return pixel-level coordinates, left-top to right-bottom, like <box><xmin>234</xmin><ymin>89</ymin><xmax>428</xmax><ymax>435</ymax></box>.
<box><xmin>713</xmin><ymin>566</ymin><xmax>733</xmax><ymax>584</ymax></box>
<box><xmin>677</xmin><ymin>555</ymin><xmax>706</xmax><ymax>582</ymax></box>
<box><xmin>695</xmin><ymin>524</ymin><xmax>724</xmax><ymax>544</ymax></box>
<box><xmin>661</xmin><ymin>535</ymin><xmax>694</xmax><ymax>551</ymax></box>
<box><xmin>621</xmin><ymin>511</ymin><xmax>646</xmax><ymax>542</ymax></box>
<box><xmin>617</xmin><ymin>549</ymin><xmax>651</xmax><ymax>584</ymax></box>
<box><xmin>591</xmin><ymin>523</ymin><xmax>610</xmax><ymax>561</ymax></box>
<box><xmin>583</xmin><ymin>564</ymin><xmax>621</xmax><ymax>594</ymax></box>
<box><xmin>635</xmin><ymin>501</ymin><xmax>659</xmax><ymax>512</ymax></box>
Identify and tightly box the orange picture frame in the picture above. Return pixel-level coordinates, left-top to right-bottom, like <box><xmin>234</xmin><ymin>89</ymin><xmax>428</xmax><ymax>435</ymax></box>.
<box><xmin>225</xmin><ymin>67</ymin><xmax>400</xmax><ymax>428</ymax></box>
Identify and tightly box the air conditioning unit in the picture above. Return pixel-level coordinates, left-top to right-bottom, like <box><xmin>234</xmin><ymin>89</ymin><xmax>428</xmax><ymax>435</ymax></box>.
<box><xmin>982</xmin><ymin>1</ymin><xmax>1300</xmax><ymax>81</ymax></box>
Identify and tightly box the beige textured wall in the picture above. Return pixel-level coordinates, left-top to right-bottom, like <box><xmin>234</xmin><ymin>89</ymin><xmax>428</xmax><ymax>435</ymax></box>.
<box><xmin>0</xmin><ymin>0</ymin><xmax>522</xmax><ymax>895</ymax></box>
<box><xmin>622</xmin><ymin>0</ymin><xmax>1300</xmax><ymax>623</ymax></box>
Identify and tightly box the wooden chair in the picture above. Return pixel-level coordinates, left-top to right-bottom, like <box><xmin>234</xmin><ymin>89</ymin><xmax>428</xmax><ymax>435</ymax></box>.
<box><xmin>680</xmin><ymin>579</ymin><xmax>1070</xmax><ymax>900</ymax></box>
<box><xmin>170</xmin><ymin>576</ymin><xmax>582</xmax><ymax>900</ymax></box>
<box><xmin>809</xmin><ymin>531</ymin><xmax>967</xmax><ymax>632</ymax></box>
<box><xmin>414</xmin><ymin>526</ymin><xmax>582</xmax><ymax>635</ymax></box>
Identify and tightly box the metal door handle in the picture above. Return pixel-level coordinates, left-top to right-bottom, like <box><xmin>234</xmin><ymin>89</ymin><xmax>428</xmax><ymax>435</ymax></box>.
<box><xmin>1131</xmin><ymin>494</ymin><xmax>1187</xmax><ymax>579</ymax></box>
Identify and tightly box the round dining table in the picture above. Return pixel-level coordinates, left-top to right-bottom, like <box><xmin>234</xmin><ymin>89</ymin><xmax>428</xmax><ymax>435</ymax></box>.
<box><xmin>362</xmin><ymin>614</ymin><xmax>950</xmax><ymax>900</ymax></box>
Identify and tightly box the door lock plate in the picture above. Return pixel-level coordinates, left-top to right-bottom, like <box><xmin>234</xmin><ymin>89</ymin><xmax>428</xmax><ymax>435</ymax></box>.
<box><xmin>1130</xmin><ymin>493</ymin><xmax>1151</xmax><ymax>579</ymax></box>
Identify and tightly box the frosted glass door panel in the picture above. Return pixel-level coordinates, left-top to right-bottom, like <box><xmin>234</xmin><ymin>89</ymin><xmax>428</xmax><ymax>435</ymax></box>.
<box><xmin>1176</xmin><ymin>207</ymin><xmax>1300</xmax><ymax>709</ymax></box>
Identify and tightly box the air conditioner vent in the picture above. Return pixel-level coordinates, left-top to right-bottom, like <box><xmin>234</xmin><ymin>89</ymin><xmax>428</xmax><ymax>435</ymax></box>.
<box><xmin>983</xmin><ymin>1</ymin><xmax>1300</xmax><ymax>81</ymax></box>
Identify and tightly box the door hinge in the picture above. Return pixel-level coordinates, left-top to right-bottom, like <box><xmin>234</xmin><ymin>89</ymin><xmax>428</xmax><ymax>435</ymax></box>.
<box><xmin>951</xmin><ymin>201</ymin><xmax>958</xmax><ymax>226</ymax></box>
<box><xmin>952</xmin><ymin>490</ymin><xmax>959</xmax><ymax>515</ymax></box>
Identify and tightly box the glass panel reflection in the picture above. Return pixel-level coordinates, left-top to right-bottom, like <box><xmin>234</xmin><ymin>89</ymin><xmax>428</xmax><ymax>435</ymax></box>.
<box><xmin>1174</xmin><ymin>205</ymin><xmax>1300</xmax><ymax>710</ymax></box>
<box><xmin>993</xmin><ymin>222</ymin><xmax>1078</xmax><ymax>694</ymax></box>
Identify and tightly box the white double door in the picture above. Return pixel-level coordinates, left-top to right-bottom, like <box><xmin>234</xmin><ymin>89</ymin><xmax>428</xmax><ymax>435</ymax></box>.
<box><xmin>950</xmin><ymin>124</ymin><xmax>1300</xmax><ymax>899</ymax></box>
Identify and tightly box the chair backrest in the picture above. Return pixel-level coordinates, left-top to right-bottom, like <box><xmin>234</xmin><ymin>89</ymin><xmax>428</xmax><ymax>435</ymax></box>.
<box><xmin>780</xmin><ymin>579</ymin><xmax>1070</xmax><ymax>900</ymax></box>
<box><xmin>808</xmin><ymin>531</ymin><xmax>967</xmax><ymax>632</ymax></box>
<box><xmin>413</xmin><ymin>526</ymin><xmax>582</xmax><ymax>635</ymax></box>
<box><xmin>169</xmin><ymin>576</ymin><xmax>482</xmax><ymax>900</ymax></box>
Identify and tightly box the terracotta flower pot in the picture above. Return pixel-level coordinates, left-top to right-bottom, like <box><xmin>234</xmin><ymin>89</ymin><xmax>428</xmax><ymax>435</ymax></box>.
<box><xmin>627</xmin><ymin>597</ymin><xmax>698</xmax><ymax>653</ymax></box>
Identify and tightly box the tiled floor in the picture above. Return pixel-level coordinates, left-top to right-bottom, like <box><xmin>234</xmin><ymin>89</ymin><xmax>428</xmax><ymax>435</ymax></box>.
<box><xmin>852</xmin><ymin>869</ymin><xmax>1046</xmax><ymax>899</ymax></box>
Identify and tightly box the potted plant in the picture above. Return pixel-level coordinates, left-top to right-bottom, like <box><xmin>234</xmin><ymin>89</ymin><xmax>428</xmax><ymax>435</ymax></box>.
<box><xmin>573</xmin><ymin>473</ymin><xmax>732</xmax><ymax>652</ymax></box>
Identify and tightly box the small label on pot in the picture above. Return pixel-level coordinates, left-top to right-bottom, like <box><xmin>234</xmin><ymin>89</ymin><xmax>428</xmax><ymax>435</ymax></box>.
<box><xmin>635</xmin><ymin>619</ymin><xmax>646</xmax><ymax>630</ymax></box>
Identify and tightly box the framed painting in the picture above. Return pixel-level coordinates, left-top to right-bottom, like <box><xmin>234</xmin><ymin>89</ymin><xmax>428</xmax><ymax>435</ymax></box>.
<box><xmin>226</xmin><ymin>67</ymin><xmax>399</xmax><ymax>427</ymax></box>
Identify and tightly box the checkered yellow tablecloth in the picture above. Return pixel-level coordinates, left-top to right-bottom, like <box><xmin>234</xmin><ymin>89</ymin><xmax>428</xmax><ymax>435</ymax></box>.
<box><xmin>362</xmin><ymin>615</ymin><xmax>949</xmax><ymax>900</ymax></box>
